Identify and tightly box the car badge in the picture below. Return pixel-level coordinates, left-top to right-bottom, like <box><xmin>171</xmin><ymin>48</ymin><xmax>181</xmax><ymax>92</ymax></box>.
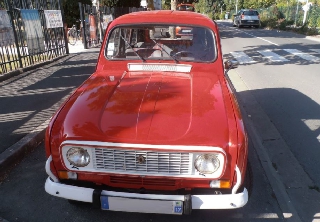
<box><xmin>136</xmin><ymin>155</ymin><xmax>146</xmax><ymax>164</ymax></box>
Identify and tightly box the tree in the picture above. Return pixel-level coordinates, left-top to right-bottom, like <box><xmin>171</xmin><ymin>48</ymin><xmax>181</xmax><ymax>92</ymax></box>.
<box><xmin>171</xmin><ymin>0</ymin><xmax>178</xmax><ymax>10</ymax></box>
<box><xmin>162</xmin><ymin>0</ymin><xmax>171</xmax><ymax>9</ymax></box>
<box><xmin>100</xmin><ymin>0</ymin><xmax>140</xmax><ymax>7</ymax></box>
<box><xmin>0</xmin><ymin>1</ymin><xmax>5</xmax><ymax>9</ymax></box>
<box><xmin>62</xmin><ymin>0</ymin><xmax>92</xmax><ymax>27</ymax></box>
<box><xmin>147</xmin><ymin>0</ymin><xmax>155</xmax><ymax>10</ymax></box>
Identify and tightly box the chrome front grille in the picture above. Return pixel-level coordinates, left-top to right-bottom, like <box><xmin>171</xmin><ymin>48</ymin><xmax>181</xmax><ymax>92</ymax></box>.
<box><xmin>93</xmin><ymin>148</ymin><xmax>191</xmax><ymax>175</ymax></box>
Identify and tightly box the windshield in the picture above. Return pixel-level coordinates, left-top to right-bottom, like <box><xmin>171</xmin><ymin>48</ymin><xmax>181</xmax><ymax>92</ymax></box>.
<box><xmin>177</xmin><ymin>5</ymin><xmax>195</xmax><ymax>11</ymax></box>
<box><xmin>243</xmin><ymin>11</ymin><xmax>259</xmax><ymax>16</ymax></box>
<box><xmin>105</xmin><ymin>24</ymin><xmax>216</xmax><ymax>62</ymax></box>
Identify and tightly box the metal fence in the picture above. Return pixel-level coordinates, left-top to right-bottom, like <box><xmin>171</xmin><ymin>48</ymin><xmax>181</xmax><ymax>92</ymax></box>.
<box><xmin>79</xmin><ymin>4</ymin><xmax>147</xmax><ymax>49</ymax></box>
<box><xmin>0</xmin><ymin>0</ymin><xmax>67</xmax><ymax>76</ymax></box>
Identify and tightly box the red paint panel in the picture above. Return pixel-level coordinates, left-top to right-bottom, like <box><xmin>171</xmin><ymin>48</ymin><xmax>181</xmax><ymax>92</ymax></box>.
<box><xmin>147</xmin><ymin>74</ymin><xmax>192</xmax><ymax>141</ymax></box>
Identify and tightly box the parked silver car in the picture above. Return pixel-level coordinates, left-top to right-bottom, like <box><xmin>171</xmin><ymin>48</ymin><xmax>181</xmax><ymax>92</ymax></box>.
<box><xmin>233</xmin><ymin>9</ymin><xmax>260</xmax><ymax>28</ymax></box>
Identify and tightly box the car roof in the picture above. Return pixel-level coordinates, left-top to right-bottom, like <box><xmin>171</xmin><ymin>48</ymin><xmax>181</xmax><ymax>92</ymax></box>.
<box><xmin>240</xmin><ymin>9</ymin><xmax>258</xmax><ymax>11</ymax></box>
<box><xmin>110</xmin><ymin>10</ymin><xmax>216</xmax><ymax>29</ymax></box>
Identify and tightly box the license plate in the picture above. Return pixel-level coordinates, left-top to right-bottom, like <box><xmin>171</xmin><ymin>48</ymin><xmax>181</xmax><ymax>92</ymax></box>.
<box><xmin>101</xmin><ymin>196</ymin><xmax>184</xmax><ymax>215</ymax></box>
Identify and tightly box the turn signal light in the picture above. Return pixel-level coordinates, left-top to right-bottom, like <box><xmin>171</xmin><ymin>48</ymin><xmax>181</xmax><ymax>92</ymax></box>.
<box><xmin>220</xmin><ymin>180</ymin><xmax>231</xmax><ymax>188</ymax></box>
<box><xmin>58</xmin><ymin>171</ymin><xmax>77</xmax><ymax>180</ymax></box>
<box><xmin>210</xmin><ymin>180</ymin><xmax>230</xmax><ymax>188</ymax></box>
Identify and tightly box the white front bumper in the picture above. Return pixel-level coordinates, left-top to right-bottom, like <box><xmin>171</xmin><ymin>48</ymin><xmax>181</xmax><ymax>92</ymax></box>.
<box><xmin>45</xmin><ymin>155</ymin><xmax>248</xmax><ymax>214</ymax></box>
<box><xmin>45</xmin><ymin>177</ymin><xmax>248</xmax><ymax>212</ymax></box>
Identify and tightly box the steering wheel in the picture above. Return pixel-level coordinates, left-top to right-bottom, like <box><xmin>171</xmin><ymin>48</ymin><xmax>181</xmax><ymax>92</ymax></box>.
<box><xmin>171</xmin><ymin>51</ymin><xmax>194</xmax><ymax>58</ymax></box>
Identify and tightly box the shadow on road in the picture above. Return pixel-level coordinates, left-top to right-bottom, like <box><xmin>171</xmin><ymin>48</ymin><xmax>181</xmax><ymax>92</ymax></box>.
<box><xmin>0</xmin><ymin>52</ymin><xmax>98</xmax><ymax>153</ymax></box>
<box><xmin>238</xmin><ymin>87</ymin><xmax>320</xmax><ymax>221</ymax></box>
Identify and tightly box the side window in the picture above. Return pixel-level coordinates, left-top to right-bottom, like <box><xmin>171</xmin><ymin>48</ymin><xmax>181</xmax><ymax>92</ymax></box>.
<box><xmin>106</xmin><ymin>28</ymin><xmax>119</xmax><ymax>57</ymax></box>
<box><xmin>106</xmin><ymin>28</ymin><xmax>132</xmax><ymax>59</ymax></box>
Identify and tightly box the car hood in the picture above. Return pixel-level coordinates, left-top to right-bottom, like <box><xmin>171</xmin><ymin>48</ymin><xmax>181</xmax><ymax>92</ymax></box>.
<box><xmin>61</xmin><ymin>69</ymin><xmax>230</xmax><ymax>147</ymax></box>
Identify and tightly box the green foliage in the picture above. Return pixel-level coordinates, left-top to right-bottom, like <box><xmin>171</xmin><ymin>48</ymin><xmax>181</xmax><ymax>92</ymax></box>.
<box><xmin>308</xmin><ymin>4</ymin><xmax>320</xmax><ymax>28</ymax></box>
<box><xmin>194</xmin><ymin>0</ymin><xmax>207</xmax><ymax>13</ymax></box>
<box><xmin>100</xmin><ymin>0</ymin><xmax>140</xmax><ymax>7</ymax></box>
<box><xmin>62</xmin><ymin>0</ymin><xmax>92</xmax><ymax>28</ymax></box>
<box><xmin>306</xmin><ymin>27</ymin><xmax>319</xmax><ymax>35</ymax></box>
<box><xmin>180</xmin><ymin>0</ymin><xmax>194</xmax><ymax>2</ymax></box>
<box><xmin>162</xmin><ymin>0</ymin><xmax>171</xmax><ymax>10</ymax></box>
<box><xmin>100</xmin><ymin>0</ymin><xmax>120</xmax><ymax>7</ymax></box>
<box><xmin>0</xmin><ymin>1</ymin><xmax>5</xmax><ymax>9</ymax></box>
<box><xmin>260</xmin><ymin>17</ymin><xmax>277</xmax><ymax>29</ymax></box>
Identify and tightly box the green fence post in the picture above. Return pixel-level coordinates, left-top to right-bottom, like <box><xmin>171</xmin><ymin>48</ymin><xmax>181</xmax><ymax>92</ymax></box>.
<box><xmin>5</xmin><ymin>0</ymin><xmax>23</xmax><ymax>69</ymax></box>
<box><xmin>58</xmin><ymin>0</ymin><xmax>69</xmax><ymax>54</ymax></box>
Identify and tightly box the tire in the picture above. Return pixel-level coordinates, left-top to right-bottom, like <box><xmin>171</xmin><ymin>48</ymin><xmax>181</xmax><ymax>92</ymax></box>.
<box><xmin>237</xmin><ymin>23</ymin><xmax>242</xmax><ymax>28</ymax></box>
<box><xmin>239</xmin><ymin>161</ymin><xmax>253</xmax><ymax>198</ymax></box>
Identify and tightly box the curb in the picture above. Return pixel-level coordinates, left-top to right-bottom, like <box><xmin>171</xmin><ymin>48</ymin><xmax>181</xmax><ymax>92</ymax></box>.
<box><xmin>0</xmin><ymin>54</ymin><xmax>72</xmax><ymax>176</ymax></box>
<box><xmin>0</xmin><ymin>48</ymin><xmax>101</xmax><ymax>176</ymax></box>
<box><xmin>0</xmin><ymin>119</ymin><xmax>49</xmax><ymax>178</ymax></box>
<box><xmin>305</xmin><ymin>35</ymin><xmax>320</xmax><ymax>43</ymax></box>
<box><xmin>227</xmin><ymin>69</ymin><xmax>302</xmax><ymax>222</ymax></box>
<box><xmin>0</xmin><ymin>55</ymin><xmax>68</xmax><ymax>83</ymax></box>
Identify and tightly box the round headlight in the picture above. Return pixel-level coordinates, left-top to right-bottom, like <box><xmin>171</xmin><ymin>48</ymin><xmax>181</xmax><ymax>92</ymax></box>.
<box><xmin>194</xmin><ymin>154</ymin><xmax>220</xmax><ymax>174</ymax></box>
<box><xmin>66</xmin><ymin>147</ymin><xmax>90</xmax><ymax>167</ymax></box>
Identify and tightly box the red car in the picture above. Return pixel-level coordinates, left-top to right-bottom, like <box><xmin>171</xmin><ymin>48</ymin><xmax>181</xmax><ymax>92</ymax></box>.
<box><xmin>45</xmin><ymin>10</ymin><xmax>250</xmax><ymax>215</ymax></box>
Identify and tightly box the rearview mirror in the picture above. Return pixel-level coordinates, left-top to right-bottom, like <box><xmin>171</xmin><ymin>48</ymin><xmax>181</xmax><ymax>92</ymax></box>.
<box><xmin>224</xmin><ymin>60</ymin><xmax>239</xmax><ymax>70</ymax></box>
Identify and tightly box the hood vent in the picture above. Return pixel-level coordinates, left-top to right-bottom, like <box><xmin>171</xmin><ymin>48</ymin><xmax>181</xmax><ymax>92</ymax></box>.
<box><xmin>128</xmin><ymin>63</ymin><xmax>192</xmax><ymax>73</ymax></box>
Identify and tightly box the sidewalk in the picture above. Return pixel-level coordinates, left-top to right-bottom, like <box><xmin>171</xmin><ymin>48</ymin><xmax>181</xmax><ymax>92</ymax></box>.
<box><xmin>0</xmin><ymin>43</ymin><xmax>100</xmax><ymax>178</ymax></box>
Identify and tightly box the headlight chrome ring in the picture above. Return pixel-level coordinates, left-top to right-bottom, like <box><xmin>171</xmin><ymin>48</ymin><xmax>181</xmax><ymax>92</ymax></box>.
<box><xmin>66</xmin><ymin>147</ymin><xmax>90</xmax><ymax>167</ymax></box>
<box><xmin>194</xmin><ymin>154</ymin><xmax>220</xmax><ymax>174</ymax></box>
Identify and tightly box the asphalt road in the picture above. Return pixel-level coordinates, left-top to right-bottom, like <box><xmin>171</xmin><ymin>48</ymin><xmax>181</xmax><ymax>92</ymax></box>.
<box><xmin>0</xmin><ymin>141</ymin><xmax>284</xmax><ymax>222</ymax></box>
<box><xmin>217</xmin><ymin>20</ymin><xmax>320</xmax><ymax>221</ymax></box>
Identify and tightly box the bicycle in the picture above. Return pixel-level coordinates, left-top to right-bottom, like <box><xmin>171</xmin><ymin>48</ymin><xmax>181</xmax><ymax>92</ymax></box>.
<box><xmin>68</xmin><ymin>25</ymin><xmax>80</xmax><ymax>45</ymax></box>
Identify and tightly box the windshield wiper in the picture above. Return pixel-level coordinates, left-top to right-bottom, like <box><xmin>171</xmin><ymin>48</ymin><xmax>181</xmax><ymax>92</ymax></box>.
<box><xmin>120</xmin><ymin>35</ymin><xmax>146</xmax><ymax>62</ymax></box>
<box><xmin>151</xmin><ymin>39</ymin><xmax>179</xmax><ymax>64</ymax></box>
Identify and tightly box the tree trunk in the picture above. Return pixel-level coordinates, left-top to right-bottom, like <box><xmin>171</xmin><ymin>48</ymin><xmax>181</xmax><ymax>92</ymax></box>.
<box><xmin>147</xmin><ymin>0</ymin><xmax>155</xmax><ymax>10</ymax></box>
<box><xmin>169</xmin><ymin>0</ymin><xmax>177</xmax><ymax>39</ymax></box>
<box><xmin>171</xmin><ymin>0</ymin><xmax>177</xmax><ymax>10</ymax></box>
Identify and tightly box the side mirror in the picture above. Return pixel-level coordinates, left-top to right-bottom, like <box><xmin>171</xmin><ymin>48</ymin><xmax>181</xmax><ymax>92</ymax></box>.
<box><xmin>224</xmin><ymin>60</ymin><xmax>239</xmax><ymax>70</ymax></box>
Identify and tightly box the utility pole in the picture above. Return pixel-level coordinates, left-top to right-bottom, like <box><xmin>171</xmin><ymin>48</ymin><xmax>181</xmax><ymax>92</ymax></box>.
<box><xmin>97</xmin><ymin>0</ymin><xmax>102</xmax><ymax>43</ymax></box>
<box><xmin>235</xmin><ymin>0</ymin><xmax>238</xmax><ymax>13</ymax></box>
<box><xmin>294</xmin><ymin>0</ymin><xmax>299</xmax><ymax>27</ymax></box>
<box><xmin>169</xmin><ymin>0</ymin><xmax>177</xmax><ymax>39</ymax></box>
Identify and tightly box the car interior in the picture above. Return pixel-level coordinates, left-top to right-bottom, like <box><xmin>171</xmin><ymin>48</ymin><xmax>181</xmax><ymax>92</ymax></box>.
<box><xmin>105</xmin><ymin>25</ymin><xmax>216</xmax><ymax>62</ymax></box>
